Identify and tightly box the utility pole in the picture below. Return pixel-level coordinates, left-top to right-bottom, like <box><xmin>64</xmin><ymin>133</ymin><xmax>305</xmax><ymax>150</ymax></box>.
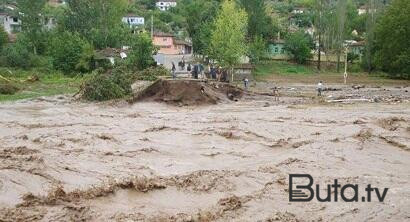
<box><xmin>344</xmin><ymin>46</ymin><xmax>348</xmax><ymax>84</ymax></box>
<box><xmin>317</xmin><ymin>0</ymin><xmax>322</xmax><ymax>71</ymax></box>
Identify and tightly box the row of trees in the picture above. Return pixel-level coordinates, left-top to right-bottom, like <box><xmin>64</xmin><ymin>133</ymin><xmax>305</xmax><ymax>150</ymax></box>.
<box><xmin>277</xmin><ymin>0</ymin><xmax>408</xmax><ymax>78</ymax></box>
<box><xmin>0</xmin><ymin>0</ymin><xmax>408</xmax><ymax>78</ymax></box>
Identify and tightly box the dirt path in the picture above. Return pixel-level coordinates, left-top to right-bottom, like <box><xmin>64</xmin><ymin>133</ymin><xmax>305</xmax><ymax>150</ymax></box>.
<box><xmin>0</xmin><ymin>88</ymin><xmax>409</xmax><ymax>221</ymax></box>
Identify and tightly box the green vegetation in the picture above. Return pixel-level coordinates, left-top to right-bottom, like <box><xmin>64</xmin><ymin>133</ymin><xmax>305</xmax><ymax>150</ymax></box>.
<box><xmin>61</xmin><ymin>0</ymin><xmax>129</xmax><ymax>49</ymax></box>
<box><xmin>0</xmin><ymin>82</ymin><xmax>19</xmax><ymax>95</ymax></box>
<box><xmin>81</xmin><ymin>67</ymin><xmax>134</xmax><ymax>101</ymax></box>
<box><xmin>0</xmin><ymin>0</ymin><xmax>159</xmax><ymax>102</ymax></box>
<box><xmin>0</xmin><ymin>26</ymin><xmax>7</xmax><ymax>50</ymax></box>
<box><xmin>373</xmin><ymin>0</ymin><xmax>409</xmax><ymax>78</ymax></box>
<box><xmin>248</xmin><ymin>36</ymin><xmax>267</xmax><ymax>64</ymax></box>
<box><xmin>253</xmin><ymin>60</ymin><xmax>408</xmax><ymax>86</ymax></box>
<box><xmin>127</xmin><ymin>33</ymin><xmax>157</xmax><ymax>70</ymax></box>
<box><xmin>209</xmin><ymin>0</ymin><xmax>248</xmax><ymax>69</ymax></box>
<box><xmin>81</xmin><ymin>66</ymin><xmax>169</xmax><ymax>101</ymax></box>
<box><xmin>48</xmin><ymin>31</ymin><xmax>94</xmax><ymax>73</ymax></box>
<box><xmin>239</xmin><ymin>0</ymin><xmax>277</xmax><ymax>41</ymax></box>
<box><xmin>0</xmin><ymin>68</ymin><xmax>82</xmax><ymax>102</ymax></box>
<box><xmin>254</xmin><ymin>61</ymin><xmax>315</xmax><ymax>77</ymax></box>
<box><xmin>284</xmin><ymin>31</ymin><xmax>314</xmax><ymax>64</ymax></box>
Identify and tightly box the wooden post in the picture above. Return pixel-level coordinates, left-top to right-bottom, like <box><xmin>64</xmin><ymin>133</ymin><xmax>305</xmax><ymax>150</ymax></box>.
<box><xmin>344</xmin><ymin>47</ymin><xmax>348</xmax><ymax>84</ymax></box>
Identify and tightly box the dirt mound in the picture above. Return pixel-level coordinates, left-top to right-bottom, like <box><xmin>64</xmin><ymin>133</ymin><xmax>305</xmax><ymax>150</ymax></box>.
<box><xmin>131</xmin><ymin>79</ymin><xmax>244</xmax><ymax>106</ymax></box>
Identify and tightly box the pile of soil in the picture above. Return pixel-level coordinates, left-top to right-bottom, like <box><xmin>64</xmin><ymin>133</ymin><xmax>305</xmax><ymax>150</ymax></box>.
<box><xmin>131</xmin><ymin>79</ymin><xmax>244</xmax><ymax>106</ymax></box>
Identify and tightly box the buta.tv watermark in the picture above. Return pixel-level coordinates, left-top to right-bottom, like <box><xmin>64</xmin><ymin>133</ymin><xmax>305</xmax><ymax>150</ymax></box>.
<box><xmin>289</xmin><ymin>174</ymin><xmax>389</xmax><ymax>202</ymax></box>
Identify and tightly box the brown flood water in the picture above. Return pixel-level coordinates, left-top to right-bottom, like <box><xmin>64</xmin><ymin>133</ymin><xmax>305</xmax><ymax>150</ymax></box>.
<box><xmin>0</xmin><ymin>85</ymin><xmax>409</xmax><ymax>221</ymax></box>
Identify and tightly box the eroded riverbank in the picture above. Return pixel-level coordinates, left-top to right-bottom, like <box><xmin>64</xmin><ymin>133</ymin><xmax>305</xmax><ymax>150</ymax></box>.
<box><xmin>0</xmin><ymin>85</ymin><xmax>409</xmax><ymax>221</ymax></box>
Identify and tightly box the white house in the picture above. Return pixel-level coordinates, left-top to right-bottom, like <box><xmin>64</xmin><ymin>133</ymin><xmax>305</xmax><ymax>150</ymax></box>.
<box><xmin>122</xmin><ymin>14</ymin><xmax>145</xmax><ymax>27</ymax></box>
<box><xmin>0</xmin><ymin>13</ymin><xmax>21</xmax><ymax>34</ymax></box>
<box><xmin>358</xmin><ymin>5</ymin><xmax>367</xmax><ymax>15</ymax></box>
<box><xmin>358</xmin><ymin>5</ymin><xmax>377</xmax><ymax>15</ymax></box>
<box><xmin>291</xmin><ymin>7</ymin><xmax>306</xmax><ymax>14</ymax></box>
<box><xmin>156</xmin><ymin>0</ymin><xmax>177</xmax><ymax>11</ymax></box>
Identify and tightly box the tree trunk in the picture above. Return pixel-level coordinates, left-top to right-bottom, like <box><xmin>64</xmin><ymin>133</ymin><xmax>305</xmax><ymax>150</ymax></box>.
<box><xmin>337</xmin><ymin>50</ymin><xmax>341</xmax><ymax>73</ymax></box>
<box><xmin>317</xmin><ymin>0</ymin><xmax>322</xmax><ymax>71</ymax></box>
<box><xmin>318</xmin><ymin>31</ymin><xmax>321</xmax><ymax>71</ymax></box>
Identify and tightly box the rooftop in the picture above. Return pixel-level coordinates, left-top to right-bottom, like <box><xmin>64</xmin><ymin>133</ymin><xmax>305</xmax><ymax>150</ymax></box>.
<box><xmin>153</xmin><ymin>32</ymin><xmax>175</xmax><ymax>37</ymax></box>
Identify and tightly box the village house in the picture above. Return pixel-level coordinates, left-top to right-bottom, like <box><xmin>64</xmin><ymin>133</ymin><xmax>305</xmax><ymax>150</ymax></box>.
<box><xmin>156</xmin><ymin>0</ymin><xmax>177</xmax><ymax>11</ymax></box>
<box><xmin>0</xmin><ymin>12</ymin><xmax>21</xmax><ymax>34</ymax></box>
<box><xmin>350</xmin><ymin>41</ymin><xmax>365</xmax><ymax>55</ymax></box>
<box><xmin>152</xmin><ymin>32</ymin><xmax>192</xmax><ymax>55</ymax></box>
<box><xmin>291</xmin><ymin>7</ymin><xmax>306</xmax><ymax>14</ymax></box>
<box><xmin>268</xmin><ymin>39</ymin><xmax>287</xmax><ymax>60</ymax></box>
<box><xmin>122</xmin><ymin>14</ymin><xmax>145</xmax><ymax>27</ymax></box>
<box><xmin>358</xmin><ymin>5</ymin><xmax>378</xmax><ymax>15</ymax></box>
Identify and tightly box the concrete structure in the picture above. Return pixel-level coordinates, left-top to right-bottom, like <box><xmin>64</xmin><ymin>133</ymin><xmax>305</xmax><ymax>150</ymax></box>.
<box><xmin>232</xmin><ymin>64</ymin><xmax>254</xmax><ymax>81</ymax></box>
<box><xmin>156</xmin><ymin>0</ymin><xmax>177</xmax><ymax>11</ymax></box>
<box><xmin>0</xmin><ymin>13</ymin><xmax>21</xmax><ymax>34</ymax></box>
<box><xmin>122</xmin><ymin>14</ymin><xmax>145</xmax><ymax>27</ymax></box>
<box><xmin>153</xmin><ymin>32</ymin><xmax>192</xmax><ymax>55</ymax></box>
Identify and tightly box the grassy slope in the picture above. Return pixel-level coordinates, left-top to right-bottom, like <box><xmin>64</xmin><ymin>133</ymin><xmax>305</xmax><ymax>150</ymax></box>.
<box><xmin>254</xmin><ymin>61</ymin><xmax>410</xmax><ymax>86</ymax></box>
<box><xmin>0</xmin><ymin>68</ymin><xmax>82</xmax><ymax>102</ymax></box>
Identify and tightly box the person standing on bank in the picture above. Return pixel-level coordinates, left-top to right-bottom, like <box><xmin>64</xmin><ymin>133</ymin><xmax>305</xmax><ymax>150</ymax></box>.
<box><xmin>243</xmin><ymin>78</ymin><xmax>249</xmax><ymax>90</ymax></box>
<box><xmin>317</xmin><ymin>81</ymin><xmax>323</xmax><ymax>96</ymax></box>
<box><xmin>172</xmin><ymin>62</ymin><xmax>176</xmax><ymax>79</ymax></box>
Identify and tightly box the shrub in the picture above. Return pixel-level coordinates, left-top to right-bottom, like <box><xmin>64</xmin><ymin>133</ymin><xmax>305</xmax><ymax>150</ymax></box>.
<box><xmin>81</xmin><ymin>66</ymin><xmax>134</xmax><ymax>101</ymax></box>
<box><xmin>48</xmin><ymin>31</ymin><xmax>94</xmax><ymax>74</ymax></box>
<box><xmin>0</xmin><ymin>82</ymin><xmax>19</xmax><ymax>95</ymax></box>
<box><xmin>1</xmin><ymin>34</ymin><xmax>34</xmax><ymax>69</ymax></box>
<box><xmin>81</xmin><ymin>65</ymin><xmax>169</xmax><ymax>101</ymax></box>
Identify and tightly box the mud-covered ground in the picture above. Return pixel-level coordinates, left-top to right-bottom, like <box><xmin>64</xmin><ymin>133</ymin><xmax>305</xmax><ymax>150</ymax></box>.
<box><xmin>0</xmin><ymin>83</ymin><xmax>409</xmax><ymax>221</ymax></box>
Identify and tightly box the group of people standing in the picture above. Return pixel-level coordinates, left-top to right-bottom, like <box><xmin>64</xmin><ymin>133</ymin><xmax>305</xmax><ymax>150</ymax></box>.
<box><xmin>171</xmin><ymin>59</ymin><xmax>229</xmax><ymax>82</ymax></box>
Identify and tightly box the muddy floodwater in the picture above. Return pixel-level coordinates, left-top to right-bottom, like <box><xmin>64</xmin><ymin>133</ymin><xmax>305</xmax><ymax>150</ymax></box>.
<box><xmin>0</xmin><ymin>84</ymin><xmax>409</xmax><ymax>221</ymax></box>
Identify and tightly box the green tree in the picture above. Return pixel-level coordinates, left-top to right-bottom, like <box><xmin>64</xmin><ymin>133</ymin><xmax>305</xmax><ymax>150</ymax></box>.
<box><xmin>364</xmin><ymin>0</ymin><xmax>388</xmax><ymax>73</ymax></box>
<box><xmin>48</xmin><ymin>31</ymin><xmax>94</xmax><ymax>73</ymax></box>
<box><xmin>209</xmin><ymin>0</ymin><xmax>248</xmax><ymax>74</ymax></box>
<box><xmin>127</xmin><ymin>33</ymin><xmax>157</xmax><ymax>70</ymax></box>
<box><xmin>284</xmin><ymin>31</ymin><xmax>313</xmax><ymax>64</ymax></box>
<box><xmin>239</xmin><ymin>0</ymin><xmax>276</xmax><ymax>41</ymax></box>
<box><xmin>176</xmin><ymin>0</ymin><xmax>220</xmax><ymax>54</ymax></box>
<box><xmin>62</xmin><ymin>0</ymin><xmax>128</xmax><ymax>49</ymax></box>
<box><xmin>374</xmin><ymin>0</ymin><xmax>410</xmax><ymax>78</ymax></box>
<box><xmin>16</xmin><ymin>0</ymin><xmax>47</xmax><ymax>54</ymax></box>
<box><xmin>248</xmin><ymin>35</ymin><xmax>266</xmax><ymax>64</ymax></box>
